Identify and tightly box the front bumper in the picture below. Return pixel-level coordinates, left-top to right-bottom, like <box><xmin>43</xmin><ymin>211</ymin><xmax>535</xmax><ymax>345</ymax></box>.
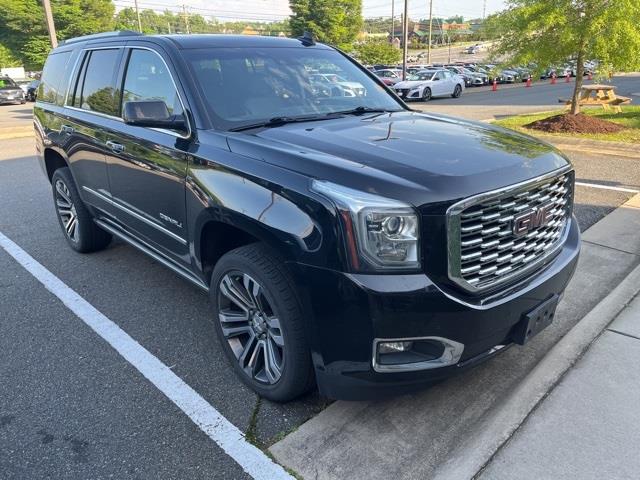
<box><xmin>288</xmin><ymin>216</ymin><xmax>580</xmax><ymax>400</ymax></box>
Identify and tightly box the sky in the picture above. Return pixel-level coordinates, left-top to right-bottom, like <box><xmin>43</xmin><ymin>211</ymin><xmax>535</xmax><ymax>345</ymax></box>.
<box><xmin>113</xmin><ymin>0</ymin><xmax>507</xmax><ymax>23</ymax></box>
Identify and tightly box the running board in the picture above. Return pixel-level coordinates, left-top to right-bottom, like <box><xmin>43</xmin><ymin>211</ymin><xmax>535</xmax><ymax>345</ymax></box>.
<box><xmin>94</xmin><ymin>218</ymin><xmax>209</xmax><ymax>292</ymax></box>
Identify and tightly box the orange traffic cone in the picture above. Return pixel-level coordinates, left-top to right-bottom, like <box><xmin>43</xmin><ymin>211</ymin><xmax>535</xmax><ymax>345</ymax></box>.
<box><xmin>492</xmin><ymin>79</ymin><xmax>497</xmax><ymax>91</ymax></box>
<box><xmin>526</xmin><ymin>77</ymin><xmax>532</xmax><ymax>88</ymax></box>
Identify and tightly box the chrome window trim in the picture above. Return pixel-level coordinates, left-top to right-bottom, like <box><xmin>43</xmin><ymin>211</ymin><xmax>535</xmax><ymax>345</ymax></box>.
<box><xmin>82</xmin><ymin>186</ymin><xmax>187</xmax><ymax>245</ymax></box>
<box><xmin>372</xmin><ymin>336</ymin><xmax>465</xmax><ymax>373</ymax></box>
<box><xmin>63</xmin><ymin>45</ymin><xmax>120</xmax><ymax>109</ymax></box>
<box><xmin>66</xmin><ymin>105</ymin><xmax>124</xmax><ymax>122</ymax></box>
<box><xmin>63</xmin><ymin>45</ymin><xmax>192</xmax><ymax>139</ymax></box>
<box><xmin>120</xmin><ymin>46</ymin><xmax>192</xmax><ymax>139</ymax></box>
<box><xmin>446</xmin><ymin>165</ymin><xmax>573</xmax><ymax>293</ymax></box>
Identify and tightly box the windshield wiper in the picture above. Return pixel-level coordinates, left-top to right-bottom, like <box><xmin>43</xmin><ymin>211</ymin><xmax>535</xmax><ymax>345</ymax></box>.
<box><xmin>229</xmin><ymin>115</ymin><xmax>327</xmax><ymax>132</ymax></box>
<box><xmin>325</xmin><ymin>106</ymin><xmax>400</xmax><ymax>117</ymax></box>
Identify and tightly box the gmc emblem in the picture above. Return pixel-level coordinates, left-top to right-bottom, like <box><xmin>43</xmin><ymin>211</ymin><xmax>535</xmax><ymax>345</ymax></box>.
<box><xmin>512</xmin><ymin>202</ymin><xmax>555</xmax><ymax>236</ymax></box>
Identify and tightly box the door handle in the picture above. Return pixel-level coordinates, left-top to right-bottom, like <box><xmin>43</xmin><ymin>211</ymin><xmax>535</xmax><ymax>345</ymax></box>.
<box><xmin>61</xmin><ymin>125</ymin><xmax>75</xmax><ymax>134</ymax></box>
<box><xmin>106</xmin><ymin>141</ymin><xmax>125</xmax><ymax>154</ymax></box>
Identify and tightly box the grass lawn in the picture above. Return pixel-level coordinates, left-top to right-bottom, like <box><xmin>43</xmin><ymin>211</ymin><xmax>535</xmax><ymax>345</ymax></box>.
<box><xmin>493</xmin><ymin>106</ymin><xmax>640</xmax><ymax>143</ymax></box>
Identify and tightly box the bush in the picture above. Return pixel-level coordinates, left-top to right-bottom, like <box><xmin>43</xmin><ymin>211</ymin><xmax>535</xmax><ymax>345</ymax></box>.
<box><xmin>353</xmin><ymin>41</ymin><xmax>401</xmax><ymax>65</ymax></box>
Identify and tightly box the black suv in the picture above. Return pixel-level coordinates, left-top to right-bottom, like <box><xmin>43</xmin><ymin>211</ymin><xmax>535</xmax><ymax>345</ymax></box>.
<box><xmin>34</xmin><ymin>32</ymin><xmax>580</xmax><ymax>401</ymax></box>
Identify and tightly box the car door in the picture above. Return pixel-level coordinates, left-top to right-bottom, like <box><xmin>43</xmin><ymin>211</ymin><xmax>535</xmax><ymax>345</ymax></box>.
<box><xmin>431</xmin><ymin>71</ymin><xmax>447</xmax><ymax>96</ymax></box>
<box><xmin>104</xmin><ymin>46</ymin><xmax>192</xmax><ymax>266</ymax></box>
<box><xmin>443</xmin><ymin>70</ymin><xmax>456</xmax><ymax>94</ymax></box>
<box><xmin>62</xmin><ymin>47</ymin><xmax>124</xmax><ymax>218</ymax></box>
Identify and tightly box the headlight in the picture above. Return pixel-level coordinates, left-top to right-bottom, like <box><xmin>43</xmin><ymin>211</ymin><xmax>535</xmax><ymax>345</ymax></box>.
<box><xmin>312</xmin><ymin>180</ymin><xmax>420</xmax><ymax>271</ymax></box>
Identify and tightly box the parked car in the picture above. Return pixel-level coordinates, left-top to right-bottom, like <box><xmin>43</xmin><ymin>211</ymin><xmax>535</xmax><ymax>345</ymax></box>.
<box><xmin>499</xmin><ymin>69</ymin><xmax>522</xmax><ymax>83</ymax></box>
<box><xmin>309</xmin><ymin>73</ymin><xmax>366</xmax><ymax>97</ymax></box>
<box><xmin>374</xmin><ymin>68</ymin><xmax>403</xmax><ymax>86</ymax></box>
<box><xmin>445</xmin><ymin>66</ymin><xmax>474</xmax><ymax>87</ymax></box>
<box><xmin>465</xmin><ymin>45</ymin><xmax>480</xmax><ymax>54</ymax></box>
<box><xmin>35</xmin><ymin>32</ymin><xmax>580</xmax><ymax>402</ymax></box>
<box><xmin>446</xmin><ymin>65</ymin><xmax>488</xmax><ymax>86</ymax></box>
<box><xmin>393</xmin><ymin>69</ymin><xmax>465</xmax><ymax>101</ymax></box>
<box><xmin>16</xmin><ymin>79</ymin><xmax>32</xmax><ymax>94</ymax></box>
<box><xmin>26</xmin><ymin>79</ymin><xmax>40</xmax><ymax>101</ymax></box>
<box><xmin>512</xmin><ymin>67</ymin><xmax>532</xmax><ymax>82</ymax></box>
<box><xmin>0</xmin><ymin>76</ymin><xmax>26</xmax><ymax>104</ymax></box>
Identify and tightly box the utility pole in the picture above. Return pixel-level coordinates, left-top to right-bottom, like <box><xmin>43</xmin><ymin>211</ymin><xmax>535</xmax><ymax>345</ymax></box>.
<box><xmin>402</xmin><ymin>0</ymin><xmax>408</xmax><ymax>80</ymax></box>
<box><xmin>391</xmin><ymin>0</ymin><xmax>395</xmax><ymax>45</ymax></box>
<box><xmin>41</xmin><ymin>0</ymin><xmax>58</xmax><ymax>48</ymax></box>
<box><xmin>427</xmin><ymin>0</ymin><xmax>433</xmax><ymax>64</ymax></box>
<box><xmin>134</xmin><ymin>0</ymin><xmax>142</xmax><ymax>32</ymax></box>
<box><xmin>182</xmin><ymin>4</ymin><xmax>190</xmax><ymax>34</ymax></box>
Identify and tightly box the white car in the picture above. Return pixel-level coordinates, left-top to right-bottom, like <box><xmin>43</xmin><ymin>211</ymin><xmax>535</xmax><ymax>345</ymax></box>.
<box><xmin>309</xmin><ymin>73</ymin><xmax>366</xmax><ymax>97</ymax></box>
<box><xmin>393</xmin><ymin>69</ymin><xmax>465</xmax><ymax>101</ymax></box>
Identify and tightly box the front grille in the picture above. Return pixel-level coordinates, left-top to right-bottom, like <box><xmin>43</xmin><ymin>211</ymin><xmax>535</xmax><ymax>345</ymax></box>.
<box><xmin>397</xmin><ymin>88</ymin><xmax>409</xmax><ymax>97</ymax></box>
<box><xmin>447</xmin><ymin>169</ymin><xmax>573</xmax><ymax>292</ymax></box>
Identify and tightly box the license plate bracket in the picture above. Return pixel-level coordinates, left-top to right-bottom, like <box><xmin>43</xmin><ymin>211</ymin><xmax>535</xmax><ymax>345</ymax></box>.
<box><xmin>512</xmin><ymin>294</ymin><xmax>560</xmax><ymax>345</ymax></box>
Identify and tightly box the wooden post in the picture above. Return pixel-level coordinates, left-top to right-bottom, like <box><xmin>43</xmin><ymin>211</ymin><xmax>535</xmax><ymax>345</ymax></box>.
<box><xmin>41</xmin><ymin>0</ymin><xmax>58</xmax><ymax>48</ymax></box>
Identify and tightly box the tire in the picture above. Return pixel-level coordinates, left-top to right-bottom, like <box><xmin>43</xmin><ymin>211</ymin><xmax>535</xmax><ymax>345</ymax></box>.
<box><xmin>210</xmin><ymin>244</ymin><xmax>314</xmax><ymax>402</ymax></box>
<box><xmin>452</xmin><ymin>84</ymin><xmax>463</xmax><ymax>98</ymax></box>
<box><xmin>51</xmin><ymin>167</ymin><xmax>112</xmax><ymax>253</ymax></box>
<box><xmin>422</xmin><ymin>87</ymin><xmax>432</xmax><ymax>102</ymax></box>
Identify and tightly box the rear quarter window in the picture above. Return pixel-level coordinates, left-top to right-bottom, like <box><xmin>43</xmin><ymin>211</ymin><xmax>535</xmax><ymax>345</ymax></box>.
<box><xmin>38</xmin><ymin>52</ymin><xmax>72</xmax><ymax>105</ymax></box>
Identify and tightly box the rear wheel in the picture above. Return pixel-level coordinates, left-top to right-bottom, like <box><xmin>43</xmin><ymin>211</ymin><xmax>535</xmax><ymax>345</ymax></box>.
<box><xmin>210</xmin><ymin>244</ymin><xmax>314</xmax><ymax>402</ymax></box>
<box><xmin>51</xmin><ymin>167</ymin><xmax>111</xmax><ymax>253</ymax></box>
<box><xmin>422</xmin><ymin>87</ymin><xmax>432</xmax><ymax>102</ymax></box>
<box><xmin>452</xmin><ymin>84</ymin><xmax>463</xmax><ymax>98</ymax></box>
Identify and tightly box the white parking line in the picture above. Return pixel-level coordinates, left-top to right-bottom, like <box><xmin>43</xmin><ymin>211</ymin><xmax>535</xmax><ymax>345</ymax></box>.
<box><xmin>575</xmin><ymin>181</ymin><xmax>640</xmax><ymax>193</ymax></box>
<box><xmin>0</xmin><ymin>230</ymin><xmax>293</xmax><ymax>480</ymax></box>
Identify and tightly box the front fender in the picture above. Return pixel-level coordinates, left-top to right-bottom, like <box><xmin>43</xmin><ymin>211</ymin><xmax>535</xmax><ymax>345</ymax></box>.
<box><xmin>187</xmin><ymin>160</ymin><xmax>333</xmax><ymax>272</ymax></box>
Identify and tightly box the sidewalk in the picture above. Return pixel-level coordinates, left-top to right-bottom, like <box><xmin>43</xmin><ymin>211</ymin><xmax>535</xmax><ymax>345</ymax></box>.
<box><xmin>479</xmin><ymin>292</ymin><xmax>640</xmax><ymax>480</ymax></box>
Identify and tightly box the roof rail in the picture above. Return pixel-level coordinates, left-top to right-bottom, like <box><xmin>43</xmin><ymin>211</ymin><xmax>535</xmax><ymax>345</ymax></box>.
<box><xmin>59</xmin><ymin>30</ymin><xmax>143</xmax><ymax>46</ymax></box>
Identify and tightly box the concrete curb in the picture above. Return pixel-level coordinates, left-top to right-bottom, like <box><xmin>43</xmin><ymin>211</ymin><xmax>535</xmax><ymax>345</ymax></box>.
<box><xmin>433</xmin><ymin>194</ymin><xmax>640</xmax><ymax>480</ymax></box>
<box><xmin>536</xmin><ymin>135</ymin><xmax>640</xmax><ymax>159</ymax></box>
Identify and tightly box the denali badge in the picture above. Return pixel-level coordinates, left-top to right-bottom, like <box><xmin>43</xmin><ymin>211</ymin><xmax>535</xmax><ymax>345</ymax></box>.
<box><xmin>512</xmin><ymin>202</ymin><xmax>554</xmax><ymax>236</ymax></box>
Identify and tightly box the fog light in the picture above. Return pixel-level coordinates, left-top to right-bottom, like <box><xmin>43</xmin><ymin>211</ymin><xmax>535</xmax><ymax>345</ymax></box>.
<box><xmin>378</xmin><ymin>341</ymin><xmax>413</xmax><ymax>354</ymax></box>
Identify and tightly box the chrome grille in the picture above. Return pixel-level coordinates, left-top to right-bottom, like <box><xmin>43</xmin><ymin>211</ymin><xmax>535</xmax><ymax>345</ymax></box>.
<box><xmin>447</xmin><ymin>169</ymin><xmax>573</xmax><ymax>291</ymax></box>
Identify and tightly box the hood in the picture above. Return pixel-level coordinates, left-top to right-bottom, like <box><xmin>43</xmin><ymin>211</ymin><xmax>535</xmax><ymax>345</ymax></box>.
<box><xmin>225</xmin><ymin>111</ymin><xmax>569</xmax><ymax>208</ymax></box>
<box><xmin>393</xmin><ymin>80</ymin><xmax>428</xmax><ymax>89</ymax></box>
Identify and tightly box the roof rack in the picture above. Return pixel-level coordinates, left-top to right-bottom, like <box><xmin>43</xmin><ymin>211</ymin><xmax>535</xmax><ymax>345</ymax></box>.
<box><xmin>59</xmin><ymin>30</ymin><xmax>143</xmax><ymax>46</ymax></box>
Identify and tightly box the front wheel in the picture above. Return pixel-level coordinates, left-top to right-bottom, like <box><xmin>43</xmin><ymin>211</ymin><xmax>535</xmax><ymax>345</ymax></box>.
<box><xmin>422</xmin><ymin>87</ymin><xmax>432</xmax><ymax>102</ymax></box>
<box><xmin>210</xmin><ymin>244</ymin><xmax>314</xmax><ymax>402</ymax></box>
<box><xmin>452</xmin><ymin>84</ymin><xmax>463</xmax><ymax>98</ymax></box>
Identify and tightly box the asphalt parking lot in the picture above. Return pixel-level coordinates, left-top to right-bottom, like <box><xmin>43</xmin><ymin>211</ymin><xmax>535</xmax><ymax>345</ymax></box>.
<box><xmin>1</xmin><ymin>77</ymin><xmax>639</xmax><ymax>478</ymax></box>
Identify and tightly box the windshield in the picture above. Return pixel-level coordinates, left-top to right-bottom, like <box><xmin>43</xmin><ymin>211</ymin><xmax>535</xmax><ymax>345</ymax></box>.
<box><xmin>407</xmin><ymin>71</ymin><xmax>436</xmax><ymax>81</ymax></box>
<box><xmin>185</xmin><ymin>47</ymin><xmax>403</xmax><ymax>130</ymax></box>
<box><xmin>0</xmin><ymin>77</ymin><xmax>18</xmax><ymax>88</ymax></box>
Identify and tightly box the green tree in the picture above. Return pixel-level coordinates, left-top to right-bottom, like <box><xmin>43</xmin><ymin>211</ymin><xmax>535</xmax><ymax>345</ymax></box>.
<box><xmin>353</xmin><ymin>41</ymin><xmax>401</xmax><ymax>65</ymax></box>
<box><xmin>488</xmin><ymin>0</ymin><xmax>640</xmax><ymax>114</ymax></box>
<box><xmin>0</xmin><ymin>43</ymin><xmax>21</xmax><ymax>68</ymax></box>
<box><xmin>0</xmin><ymin>0</ymin><xmax>114</xmax><ymax>70</ymax></box>
<box><xmin>289</xmin><ymin>0</ymin><xmax>362</xmax><ymax>50</ymax></box>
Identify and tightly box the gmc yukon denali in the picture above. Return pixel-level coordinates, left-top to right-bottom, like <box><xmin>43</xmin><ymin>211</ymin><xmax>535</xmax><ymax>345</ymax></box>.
<box><xmin>34</xmin><ymin>32</ymin><xmax>580</xmax><ymax>401</ymax></box>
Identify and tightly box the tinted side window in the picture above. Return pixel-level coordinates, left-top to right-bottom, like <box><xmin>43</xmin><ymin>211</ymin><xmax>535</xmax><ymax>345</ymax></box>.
<box><xmin>79</xmin><ymin>49</ymin><xmax>121</xmax><ymax>116</ymax></box>
<box><xmin>38</xmin><ymin>52</ymin><xmax>72</xmax><ymax>104</ymax></box>
<box><xmin>122</xmin><ymin>49</ymin><xmax>183</xmax><ymax>117</ymax></box>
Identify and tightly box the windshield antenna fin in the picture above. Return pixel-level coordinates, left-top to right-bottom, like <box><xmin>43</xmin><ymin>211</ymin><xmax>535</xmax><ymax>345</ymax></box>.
<box><xmin>298</xmin><ymin>31</ymin><xmax>316</xmax><ymax>47</ymax></box>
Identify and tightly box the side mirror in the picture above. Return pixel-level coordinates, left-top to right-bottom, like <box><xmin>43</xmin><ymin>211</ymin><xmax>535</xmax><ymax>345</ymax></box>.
<box><xmin>123</xmin><ymin>100</ymin><xmax>187</xmax><ymax>131</ymax></box>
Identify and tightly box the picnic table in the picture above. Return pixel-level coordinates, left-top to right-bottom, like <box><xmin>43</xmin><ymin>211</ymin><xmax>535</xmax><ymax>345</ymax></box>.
<box><xmin>559</xmin><ymin>84</ymin><xmax>632</xmax><ymax>113</ymax></box>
